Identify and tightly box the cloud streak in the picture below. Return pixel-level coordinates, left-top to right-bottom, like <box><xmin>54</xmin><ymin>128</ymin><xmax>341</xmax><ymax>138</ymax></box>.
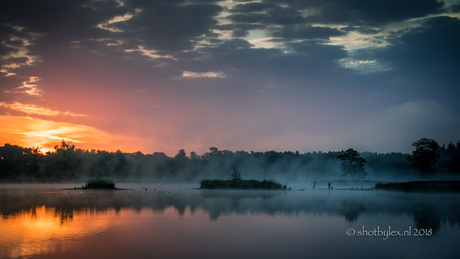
<box><xmin>182</xmin><ymin>71</ymin><xmax>226</xmax><ymax>78</ymax></box>
<box><xmin>0</xmin><ymin>102</ymin><xmax>87</xmax><ymax>117</ymax></box>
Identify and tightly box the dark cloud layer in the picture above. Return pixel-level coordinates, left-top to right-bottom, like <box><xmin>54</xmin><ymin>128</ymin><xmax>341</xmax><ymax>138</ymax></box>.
<box><xmin>265</xmin><ymin>0</ymin><xmax>444</xmax><ymax>25</ymax></box>
<box><xmin>0</xmin><ymin>0</ymin><xmax>115</xmax><ymax>39</ymax></box>
<box><xmin>353</xmin><ymin>16</ymin><xmax>460</xmax><ymax>107</ymax></box>
<box><xmin>120</xmin><ymin>1</ymin><xmax>222</xmax><ymax>52</ymax></box>
<box><xmin>270</xmin><ymin>25</ymin><xmax>346</xmax><ymax>40</ymax></box>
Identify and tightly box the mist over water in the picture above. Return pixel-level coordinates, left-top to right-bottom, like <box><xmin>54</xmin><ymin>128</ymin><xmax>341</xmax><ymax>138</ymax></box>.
<box><xmin>1</xmin><ymin>183</ymin><xmax>459</xmax><ymax>259</ymax></box>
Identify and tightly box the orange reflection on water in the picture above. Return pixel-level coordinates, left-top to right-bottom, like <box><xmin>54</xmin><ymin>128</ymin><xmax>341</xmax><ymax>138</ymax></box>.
<box><xmin>0</xmin><ymin>206</ymin><xmax>111</xmax><ymax>259</ymax></box>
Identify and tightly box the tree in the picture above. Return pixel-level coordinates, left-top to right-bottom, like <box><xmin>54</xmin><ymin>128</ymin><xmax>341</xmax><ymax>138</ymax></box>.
<box><xmin>172</xmin><ymin>149</ymin><xmax>188</xmax><ymax>174</ymax></box>
<box><xmin>50</xmin><ymin>140</ymin><xmax>80</xmax><ymax>179</ymax></box>
<box><xmin>337</xmin><ymin>148</ymin><xmax>367</xmax><ymax>179</ymax></box>
<box><xmin>408</xmin><ymin>138</ymin><xmax>441</xmax><ymax>177</ymax></box>
<box><xmin>0</xmin><ymin>144</ymin><xmax>43</xmax><ymax>180</ymax></box>
<box><xmin>230</xmin><ymin>166</ymin><xmax>242</xmax><ymax>181</ymax></box>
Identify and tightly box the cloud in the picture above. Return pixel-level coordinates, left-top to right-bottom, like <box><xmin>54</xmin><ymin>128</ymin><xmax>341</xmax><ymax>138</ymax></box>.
<box><xmin>0</xmin><ymin>0</ymin><xmax>459</xmax><ymax>156</ymax></box>
<box><xmin>381</xmin><ymin>16</ymin><xmax>460</xmax><ymax>70</ymax></box>
<box><xmin>224</xmin><ymin>0</ymin><xmax>445</xmax><ymax>54</ymax></box>
<box><xmin>270</xmin><ymin>25</ymin><xmax>345</xmax><ymax>41</ymax></box>
<box><xmin>182</xmin><ymin>71</ymin><xmax>226</xmax><ymax>78</ymax></box>
<box><xmin>0</xmin><ymin>102</ymin><xmax>86</xmax><ymax>117</ymax></box>
<box><xmin>114</xmin><ymin>1</ymin><xmax>223</xmax><ymax>52</ymax></box>
<box><xmin>124</xmin><ymin>45</ymin><xmax>177</xmax><ymax>60</ymax></box>
<box><xmin>0</xmin><ymin>24</ymin><xmax>42</xmax><ymax>76</ymax></box>
<box><xmin>229</xmin><ymin>2</ymin><xmax>303</xmax><ymax>26</ymax></box>
<box><xmin>0</xmin><ymin>0</ymin><xmax>117</xmax><ymax>41</ymax></box>
<box><xmin>337</xmin><ymin>58</ymin><xmax>391</xmax><ymax>73</ymax></box>
<box><xmin>267</xmin><ymin>0</ymin><xmax>445</xmax><ymax>26</ymax></box>
<box><xmin>327</xmin><ymin>30</ymin><xmax>390</xmax><ymax>52</ymax></box>
<box><xmin>4</xmin><ymin>76</ymin><xmax>42</xmax><ymax>97</ymax></box>
<box><xmin>97</xmin><ymin>9</ymin><xmax>141</xmax><ymax>32</ymax></box>
<box><xmin>351</xmin><ymin>16</ymin><xmax>460</xmax><ymax>107</ymax></box>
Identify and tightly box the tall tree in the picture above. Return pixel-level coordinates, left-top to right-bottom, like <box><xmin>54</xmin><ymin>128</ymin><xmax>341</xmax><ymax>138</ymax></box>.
<box><xmin>407</xmin><ymin>138</ymin><xmax>441</xmax><ymax>177</ymax></box>
<box><xmin>51</xmin><ymin>140</ymin><xmax>80</xmax><ymax>179</ymax></box>
<box><xmin>337</xmin><ymin>149</ymin><xmax>367</xmax><ymax>179</ymax></box>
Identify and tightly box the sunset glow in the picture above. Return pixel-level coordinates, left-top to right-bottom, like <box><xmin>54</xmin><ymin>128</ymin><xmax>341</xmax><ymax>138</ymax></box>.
<box><xmin>0</xmin><ymin>115</ymin><xmax>143</xmax><ymax>153</ymax></box>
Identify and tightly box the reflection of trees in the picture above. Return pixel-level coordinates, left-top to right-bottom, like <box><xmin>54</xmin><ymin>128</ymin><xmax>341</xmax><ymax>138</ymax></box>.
<box><xmin>1</xmin><ymin>187</ymin><xmax>460</xmax><ymax>232</ymax></box>
<box><xmin>413</xmin><ymin>206</ymin><xmax>441</xmax><ymax>235</ymax></box>
<box><xmin>340</xmin><ymin>201</ymin><xmax>366</xmax><ymax>222</ymax></box>
<box><xmin>32</xmin><ymin>207</ymin><xmax>74</xmax><ymax>224</ymax></box>
<box><xmin>56</xmin><ymin>209</ymin><xmax>74</xmax><ymax>224</ymax></box>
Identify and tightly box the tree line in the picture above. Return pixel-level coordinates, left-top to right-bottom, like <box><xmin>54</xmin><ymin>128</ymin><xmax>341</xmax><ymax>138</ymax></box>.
<box><xmin>0</xmin><ymin>138</ymin><xmax>459</xmax><ymax>182</ymax></box>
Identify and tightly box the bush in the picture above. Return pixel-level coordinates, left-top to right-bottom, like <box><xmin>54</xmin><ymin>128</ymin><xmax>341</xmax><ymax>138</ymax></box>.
<box><xmin>85</xmin><ymin>179</ymin><xmax>115</xmax><ymax>189</ymax></box>
<box><xmin>200</xmin><ymin>179</ymin><xmax>286</xmax><ymax>190</ymax></box>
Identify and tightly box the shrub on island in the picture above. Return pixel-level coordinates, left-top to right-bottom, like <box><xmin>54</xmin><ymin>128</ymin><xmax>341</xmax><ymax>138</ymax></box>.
<box><xmin>84</xmin><ymin>179</ymin><xmax>116</xmax><ymax>189</ymax></box>
<box><xmin>200</xmin><ymin>178</ymin><xmax>287</xmax><ymax>190</ymax></box>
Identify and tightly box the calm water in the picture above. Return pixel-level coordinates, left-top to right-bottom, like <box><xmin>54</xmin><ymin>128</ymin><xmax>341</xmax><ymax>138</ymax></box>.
<box><xmin>1</xmin><ymin>183</ymin><xmax>459</xmax><ymax>259</ymax></box>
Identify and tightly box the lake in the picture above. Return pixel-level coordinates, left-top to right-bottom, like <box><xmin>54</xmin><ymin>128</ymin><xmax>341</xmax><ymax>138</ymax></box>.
<box><xmin>1</xmin><ymin>183</ymin><xmax>459</xmax><ymax>259</ymax></box>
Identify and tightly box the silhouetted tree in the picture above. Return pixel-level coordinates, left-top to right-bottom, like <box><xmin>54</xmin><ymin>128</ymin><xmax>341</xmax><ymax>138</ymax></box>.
<box><xmin>337</xmin><ymin>149</ymin><xmax>367</xmax><ymax>179</ymax></box>
<box><xmin>172</xmin><ymin>149</ymin><xmax>188</xmax><ymax>175</ymax></box>
<box><xmin>190</xmin><ymin>151</ymin><xmax>199</xmax><ymax>161</ymax></box>
<box><xmin>439</xmin><ymin>141</ymin><xmax>460</xmax><ymax>173</ymax></box>
<box><xmin>0</xmin><ymin>144</ymin><xmax>43</xmax><ymax>180</ymax></box>
<box><xmin>230</xmin><ymin>166</ymin><xmax>241</xmax><ymax>181</ymax></box>
<box><xmin>407</xmin><ymin>138</ymin><xmax>440</xmax><ymax>178</ymax></box>
<box><xmin>50</xmin><ymin>140</ymin><xmax>81</xmax><ymax>180</ymax></box>
<box><xmin>4</xmin><ymin>140</ymin><xmax>460</xmax><ymax>182</ymax></box>
<box><xmin>113</xmin><ymin>150</ymin><xmax>130</xmax><ymax>178</ymax></box>
<box><xmin>175</xmin><ymin>149</ymin><xmax>187</xmax><ymax>161</ymax></box>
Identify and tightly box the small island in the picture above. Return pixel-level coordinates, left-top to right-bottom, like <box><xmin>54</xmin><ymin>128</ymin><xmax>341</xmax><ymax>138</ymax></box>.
<box><xmin>375</xmin><ymin>181</ymin><xmax>460</xmax><ymax>192</ymax></box>
<box><xmin>200</xmin><ymin>170</ymin><xmax>288</xmax><ymax>190</ymax></box>
<box><xmin>84</xmin><ymin>179</ymin><xmax>116</xmax><ymax>189</ymax></box>
<box><xmin>64</xmin><ymin>179</ymin><xmax>119</xmax><ymax>190</ymax></box>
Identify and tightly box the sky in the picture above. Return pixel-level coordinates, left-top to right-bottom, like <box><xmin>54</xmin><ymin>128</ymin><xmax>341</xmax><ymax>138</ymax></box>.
<box><xmin>1</xmin><ymin>0</ymin><xmax>460</xmax><ymax>155</ymax></box>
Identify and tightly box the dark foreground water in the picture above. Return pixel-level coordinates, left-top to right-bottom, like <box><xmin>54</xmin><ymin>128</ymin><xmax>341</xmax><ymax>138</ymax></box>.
<box><xmin>1</xmin><ymin>183</ymin><xmax>459</xmax><ymax>259</ymax></box>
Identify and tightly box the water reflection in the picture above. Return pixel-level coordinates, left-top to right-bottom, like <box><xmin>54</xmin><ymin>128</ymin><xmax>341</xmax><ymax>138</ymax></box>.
<box><xmin>0</xmin><ymin>184</ymin><xmax>459</xmax><ymax>258</ymax></box>
<box><xmin>1</xmin><ymin>185</ymin><xmax>460</xmax><ymax>230</ymax></box>
<box><xmin>0</xmin><ymin>206</ymin><xmax>110</xmax><ymax>258</ymax></box>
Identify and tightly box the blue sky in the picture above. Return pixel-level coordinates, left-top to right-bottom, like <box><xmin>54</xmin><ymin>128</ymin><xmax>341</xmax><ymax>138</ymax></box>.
<box><xmin>1</xmin><ymin>0</ymin><xmax>459</xmax><ymax>155</ymax></box>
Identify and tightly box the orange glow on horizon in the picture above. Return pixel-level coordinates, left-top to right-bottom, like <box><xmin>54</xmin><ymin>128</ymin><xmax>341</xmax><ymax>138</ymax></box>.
<box><xmin>0</xmin><ymin>115</ymin><xmax>148</xmax><ymax>153</ymax></box>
